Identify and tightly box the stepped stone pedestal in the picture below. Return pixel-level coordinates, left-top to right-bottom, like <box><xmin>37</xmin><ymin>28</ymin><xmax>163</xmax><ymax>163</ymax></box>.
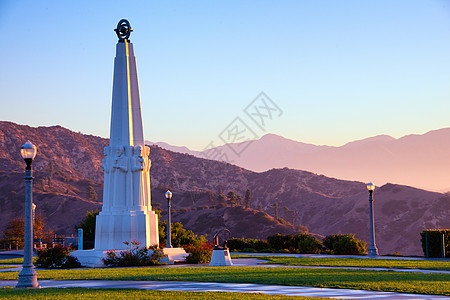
<box><xmin>73</xmin><ymin>20</ymin><xmax>159</xmax><ymax>267</ymax></box>
<box><xmin>162</xmin><ymin>248</ymin><xmax>188</xmax><ymax>265</ymax></box>
<box><xmin>209</xmin><ymin>249</ymin><xmax>233</xmax><ymax>266</ymax></box>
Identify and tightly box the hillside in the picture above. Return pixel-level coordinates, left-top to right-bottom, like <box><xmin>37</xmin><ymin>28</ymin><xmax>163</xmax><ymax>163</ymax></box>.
<box><xmin>0</xmin><ymin>121</ymin><xmax>449</xmax><ymax>255</ymax></box>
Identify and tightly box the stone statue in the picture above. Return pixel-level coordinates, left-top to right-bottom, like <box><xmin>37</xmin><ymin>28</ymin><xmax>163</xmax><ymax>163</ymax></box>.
<box><xmin>112</xmin><ymin>146</ymin><xmax>127</xmax><ymax>211</ymax></box>
<box><xmin>131</xmin><ymin>145</ymin><xmax>145</xmax><ymax>209</ymax></box>
<box><xmin>102</xmin><ymin>147</ymin><xmax>112</xmax><ymax>211</ymax></box>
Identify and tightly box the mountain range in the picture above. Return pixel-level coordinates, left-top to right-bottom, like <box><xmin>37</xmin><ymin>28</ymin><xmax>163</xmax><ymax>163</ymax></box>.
<box><xmin>150</xmin><ymin>128</ymin><xmax>450</xmax><ymax>192</ymax></box>
<box><xmin>0</xmin><ymin>121</ymin><xmax>448</xmax><ymax>255</ymax></box>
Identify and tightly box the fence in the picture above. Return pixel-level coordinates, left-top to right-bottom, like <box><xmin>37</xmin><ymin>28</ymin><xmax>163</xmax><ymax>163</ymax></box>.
<box><xmin>0</xmin><ymin>233</ymin><xmax>78</xmax><ymax>251</ymax></box>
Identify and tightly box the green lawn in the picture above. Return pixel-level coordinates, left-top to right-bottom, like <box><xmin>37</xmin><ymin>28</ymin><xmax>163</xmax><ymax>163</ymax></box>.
<box><xmin>0</xmin><ymin>266</ymin><xmax>448</xmax><ymax>296</ymax></box>
<box><xmin>0</xmin><ymin>266</ymin><xmax>15</xmax><ymax>270</ymax></box>
<box><xmin>234</xmin><ymin>255</ymin><xmax>450</xmax><ymax>271</ymax></box>
<box><xmin>0</xmin><ymin>288</ymin><xmax>328</xmax><ymax>300</ymax></box>
<box><xmin>0</xmin><ymin>258</ymin><xmax>38</xmax><ymax>265</ymax></box>
<box><xmin>0</xmin><ymin>258</ymin><xmax>23</xmax><ymax>265</ymax></box>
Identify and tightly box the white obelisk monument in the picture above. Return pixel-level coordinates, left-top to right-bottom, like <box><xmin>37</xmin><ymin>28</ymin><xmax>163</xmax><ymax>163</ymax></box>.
<box><xmin>74</xmin><ymin>19</ymin><xmax>159</xmax><ymax>266</ymax></box>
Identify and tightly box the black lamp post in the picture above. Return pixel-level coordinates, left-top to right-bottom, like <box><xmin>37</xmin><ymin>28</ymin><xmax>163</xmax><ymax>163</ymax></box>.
<box><xmin>165</xmin><ymin>190</ymin><xmax>173</xmax><ymax>248</ymax></box>
<box><xmin>366</xmin><ymin>182</ymin><xmax>379</xmax><ymax>256</ymax></box>
<box><xmin>16</xmin><ymin>141</ymin><xmax>40</xmax><ymax>289</ymax></box>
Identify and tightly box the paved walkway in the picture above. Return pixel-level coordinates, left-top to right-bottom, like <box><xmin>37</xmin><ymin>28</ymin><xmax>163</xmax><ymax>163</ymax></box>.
<box><xmin>0</xmin><ymin>279</ymin><xmax>449</xmax><ymax>299</ymax></box>
<box><xmin>233</xmin><ymin>252</ymin><xmax>449</xmax><ymax>261</ymax></box>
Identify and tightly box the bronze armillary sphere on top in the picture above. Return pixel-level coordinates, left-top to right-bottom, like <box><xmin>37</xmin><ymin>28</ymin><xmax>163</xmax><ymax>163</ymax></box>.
<box><xmin>115</xmin><ymin>19</ymin><xmax>133</xmax><ymax>42</ymax></box>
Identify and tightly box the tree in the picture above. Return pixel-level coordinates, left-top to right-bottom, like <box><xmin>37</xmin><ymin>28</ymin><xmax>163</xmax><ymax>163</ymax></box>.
<box><xmin>87</xmin><ymin>185</ymin><xmax>98</xmax><ymax>202</ymax></box>
<box><xmin>273</xmin><ymin>202</ymin><xmax>278</xmax><ymax>219</ymax></box>
<box><xmin>217</xmin><ymin>193</ymin><xmax>227</xmax><ymax>204</ymax></box>
<box><xmin>75</xmin><ymin>209</ymin><xmax>99</xmax><ymax>249</ymax></box>
<box><xmin>2</xmin><ymin>218</ymin><xmax>23</xmax><ymax>249</ymax></box>
<box><xmin>236</xmin><ymin>195</ymin><xmax>243</xmax><ymax>206</ymax></box>
<box><xmin>226</xmin><ymin>191</ymin><xmax>236</xmax><ymax>206</ymax></box>
<box><xmin>208</xmin><ymin>191</ymin><xmax>215</xmax><ymax>203</ymax></box>
<box><xmin>290</xmin><ymin>210</ymin><xmax>296</xmax><ymax>226</ymax></box>
<box><xmin>283</xmin><ymin>206</ymin><xmax>289</xmax><ymax>217</ymax></box>
<box><xmin>158</xmin><ymin>220</ymin><xmax>206</xmax><ymax>248</ymax></box>
<box><xmin>2</xmin><ymin>214</ymin><xmax>53</xmax><ymax>249</ymax></box>
<box><xmin>244</xmin><ymin>189</ymin><xmax>251</xmax><ymax>208</ymax></box>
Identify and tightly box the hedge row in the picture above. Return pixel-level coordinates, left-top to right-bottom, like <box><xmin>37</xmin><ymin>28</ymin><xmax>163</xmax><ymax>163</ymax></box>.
<box><xmin>420</xmin><ymin>229</ymin><xmax>450</xmax><ymax>258</ymax></box>
<box><xmin>228</xmin><ymin>233</ymin><xmax>366</xmax><ymax>255</ymax></box>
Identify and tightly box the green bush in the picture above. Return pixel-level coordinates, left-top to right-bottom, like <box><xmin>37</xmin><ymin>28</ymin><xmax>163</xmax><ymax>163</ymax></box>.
<box><xmin>227</xmin><ymin>238</ymin><xmax>269</xmax><ymax>251</ymax></box>
<box><xmin>103</xmin><ymin>240</ymin><xmax>167</xmax><ymax>267</ymax></box>
<box><xmin>159</xmin><ymin>220</ymin><xmax>207</xmax><ymax>248</ymax></box>
<box><xmin>323</xmin><ymin>234</ymin><xmax>366</xmax><ymax>255</ymax></box>
<box><xmin>420</xmin><ymin>229</ymin><xmax>450</xmax><ymax>258</ymax></box>
<box><xmin>184</xmin><ymin>241</ymin><xmax>213</xmax><ymax>264</ymax></box>
<box><xmin>267</xmin><ymin>234</ymin><xmax>293</xmax><ymax>250</ymax></box>
<box><xmin>297</xmin><ymin>234</ymin><xmax>322</xmax><ymax>254</ymax></box>
<box><xmin>268</xmin><ymin>233</ymin><xmax>323</xmax><ymax>253</ymax></box>
<box><xmin>36</xmin><ymin>246</ymin><xmax>81</xmax><ymax>269</ymax></box>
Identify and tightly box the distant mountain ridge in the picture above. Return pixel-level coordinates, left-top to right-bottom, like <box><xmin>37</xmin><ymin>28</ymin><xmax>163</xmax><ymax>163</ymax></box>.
<box><xmin>150</xmin><ymin>128</ymin><xmax>450</xmax><ymax>192</ymax></box>
<box><xmin>1</xmin><ymin>121</ymin><xmax>448</xmax><ymax>256</ymax></box>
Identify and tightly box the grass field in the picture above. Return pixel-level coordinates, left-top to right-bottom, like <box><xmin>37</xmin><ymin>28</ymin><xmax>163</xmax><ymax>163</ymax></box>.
<box><xmin>0</xmin><ymin>258</ymin><xmax>24</xmax><ymax>265</ymax></box>
<box><xmin>0</xmin><ymin>266</ymin><xmax>448</xmax><ymax>295</ymax></box>
<box><xmin>233</xmin><ymin>255</ymin><xmax>450</xmax><ymax>271</ymax></box>
<box><xmin>0</xmin><ymin>287</ymin><xmax>328</xmax><ymax>300</ymax></box>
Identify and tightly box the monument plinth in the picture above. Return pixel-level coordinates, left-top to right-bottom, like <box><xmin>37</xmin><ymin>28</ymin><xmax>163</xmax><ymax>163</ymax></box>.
<box><xmin>74</xmin><ymin>19</ymin><xmax>159</xmax><ymax>267</ymax></box>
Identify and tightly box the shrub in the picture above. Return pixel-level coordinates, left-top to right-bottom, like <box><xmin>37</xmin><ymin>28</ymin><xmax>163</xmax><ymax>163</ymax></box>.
<box><xmin>184</xmin><ymin>241</ymin><xmax>213</xmax><ymax>264</ymax></box>
<box><xmin>268</xmin><ymin>234</ymin><xmax>293</xmax><ymax>250</ymax></box>
<box><xmin>36</xmin><ymin>246</ymin><xmax>81</xmax><ymax>269</ymax></box>
<box><xmin>323</xmin><ymin>234</ymin><xmax>367</xmax><ymax>255</ymax></box>
<box><xmin>103</xmin><ymin>240</ymin><xmax>167</xmax><ymax>267</ymax></box>
<box><xmin>227</xmin><ymin>238</ymin><xmax>269</xmax><ymax>252</ymax></box>
<box><xmin>420</xmin><ymin>229</ymin><xmax>450</xmax><ymax>258</ymax></box>
<box><xmin>158</xmin><ymin>220</ymin><xmax>207</xmax><ymax>248</ymax></box>
<box><xmin>268</xmin><ymin>233</ymin><xmax>322</xmax><ymax>253</ymax></box>
<box><xmin>296</xmin><ymin>234</ymin><xmax>322</xmax><ymax>254</ymax></box>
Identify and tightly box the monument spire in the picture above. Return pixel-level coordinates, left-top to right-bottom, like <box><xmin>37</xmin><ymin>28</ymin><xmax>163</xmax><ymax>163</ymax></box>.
<box><xmin>87</xmin><ymin>19</ymin><xmax>158</xmax><ymax>257</ymax></box>
<box><xmin>109</xmin><ymin>19</ymin><xmax>144</xmax><ymax>147</ymax></box>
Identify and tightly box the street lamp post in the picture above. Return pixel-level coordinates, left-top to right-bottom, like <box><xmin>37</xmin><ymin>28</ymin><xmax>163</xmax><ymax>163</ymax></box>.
<box><xmin>366</xmin><ymin>182</ymin><xmax>378</xmax><ymax>256</ymax></box>
<box><xmin>16</xmin><ymin>141</ymin><xmax>40</xmax><ymax>289</ymax></box>
<box><xmin>165</xmin><ymin>190</ymin><xmax>173</xmax><ymax>248</ymax></box>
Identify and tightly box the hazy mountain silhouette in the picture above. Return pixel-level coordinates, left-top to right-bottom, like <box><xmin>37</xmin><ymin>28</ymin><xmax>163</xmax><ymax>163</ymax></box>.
<box><xmin>152</xmin><ymin>129</ymin><xmax>450</xmax><ymax>192</ymax></box>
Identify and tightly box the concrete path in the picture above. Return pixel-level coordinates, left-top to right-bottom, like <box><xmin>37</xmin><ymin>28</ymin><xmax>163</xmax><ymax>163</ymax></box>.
<box><xmin>0</xmin><ymin>279</ymin><xmax>449</xmax><ymax>299</ymax></box>
<box><xmin>231</xmin><ymin>258</ymin><xmax>450</xmax><ymax>274</ymax></box>
<box><xmin>233</xmin><ymin>252</ymin><xmax>449</xmax><ymax>261</ymax></box>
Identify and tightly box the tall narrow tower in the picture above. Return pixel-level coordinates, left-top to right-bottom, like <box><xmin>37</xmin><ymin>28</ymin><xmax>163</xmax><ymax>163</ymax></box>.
<box><xmin>94</xmin><ymin>19</ymin><xmax>159</xmax><ymax>250</ymax></box>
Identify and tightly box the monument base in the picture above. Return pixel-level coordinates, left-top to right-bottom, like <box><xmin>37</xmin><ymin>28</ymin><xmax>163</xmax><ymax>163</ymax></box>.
<box><xmin>72</xmin><ymin>249</ymin><xmax>109</xmax><ymax>268</ymax></box>
<box><xmin>94</xmin><ymin>210</ymin><xmax>159</xmax><ymax>250</ymax></box>
<box><xmin>162</xmin><ymin>247</ymin><xmax>188</xmax><ymax>265</ymax></box>
<box><xmin>209</xmin><ymin>249</ymin><xmax>233</xmax><ymax>266</ymax></box>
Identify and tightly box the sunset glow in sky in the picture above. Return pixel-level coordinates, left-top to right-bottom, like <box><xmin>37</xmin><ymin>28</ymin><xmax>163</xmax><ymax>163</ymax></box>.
<box><xmin>1</xmin><ymin>1</ymin><xmax>450</xmax><ymax>150</ymax></box>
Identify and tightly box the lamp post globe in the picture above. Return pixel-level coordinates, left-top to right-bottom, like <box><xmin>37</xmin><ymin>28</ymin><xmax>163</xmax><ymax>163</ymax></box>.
<box><xmin>165</xmin><ymin>190</ymin><xmax>173</xmax><ymax>248</ymax></box>
<box><xmin>366</xmin><ymin>182</ymin><xmax>378</xmax><ymax>256</ymax></box>
<box><xmin>16</xmin><ymin>141</ymin><xmax>40</xmax><ymax>289</ymax></box>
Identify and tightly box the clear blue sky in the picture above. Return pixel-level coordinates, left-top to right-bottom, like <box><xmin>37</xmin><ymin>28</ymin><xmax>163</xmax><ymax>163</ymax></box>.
<box><xmin>1</xmin><ymin>0</ymin><xmax>450</xmax><ymax>150</ymax></box>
